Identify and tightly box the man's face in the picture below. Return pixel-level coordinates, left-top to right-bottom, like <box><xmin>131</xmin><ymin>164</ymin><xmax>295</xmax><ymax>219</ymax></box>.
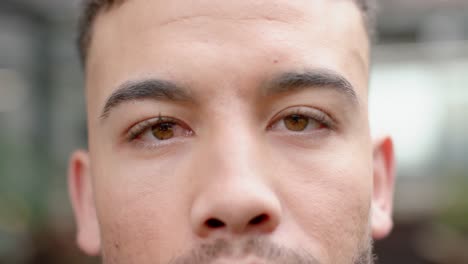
<box><xmin>69</xmin><ymin>0</ymin><xmax>395</xmax><ymax>263</ymax></box>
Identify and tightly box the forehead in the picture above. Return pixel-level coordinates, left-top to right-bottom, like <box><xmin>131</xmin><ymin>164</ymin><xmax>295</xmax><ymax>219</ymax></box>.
<box><xmin>86</xmin><ymin>0</ymin><xmax>369</xmax><ymax>110</ymax></box>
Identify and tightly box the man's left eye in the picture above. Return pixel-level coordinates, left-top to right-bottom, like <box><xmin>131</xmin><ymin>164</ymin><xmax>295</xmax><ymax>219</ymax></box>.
<box><xmin>283</xmin><ymin>114</ymin><xmax>318</xmax><ymax>131</ymax></box>
<box><xmin>269</xmin><ymin>108</ymin><xmax>331</xmax><ymax>133</ymax></box>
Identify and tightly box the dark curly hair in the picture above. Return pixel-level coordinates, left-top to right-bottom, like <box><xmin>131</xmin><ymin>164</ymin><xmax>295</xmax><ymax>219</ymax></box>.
<box><xmin>77</xmin><ymin>0</ymin><xmax>376</xmax><ymax>65</ymax></box>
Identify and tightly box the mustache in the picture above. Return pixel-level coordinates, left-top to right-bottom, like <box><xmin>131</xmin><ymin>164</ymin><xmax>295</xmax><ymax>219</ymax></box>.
<box><xmin>168</xmin><ymin>237</ymin><xmax>320</xmax><ymax>264</ymax></box>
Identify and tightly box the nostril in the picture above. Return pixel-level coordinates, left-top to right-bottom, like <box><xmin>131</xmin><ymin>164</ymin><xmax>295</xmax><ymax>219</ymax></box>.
<box><xmin>249</xmin><ymin>214</ymin><xmax>269</xmax><ymax>225</ymax></box>
<box><xmin>205</xmin><ymin>218</ymin><xmax>225</xmax><ymax>228</ymax></box>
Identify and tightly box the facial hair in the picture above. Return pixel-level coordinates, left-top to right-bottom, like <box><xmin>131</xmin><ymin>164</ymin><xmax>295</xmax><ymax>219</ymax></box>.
<box><xmin>168</xmin><ymin>237</ymin><xmax>375</xmax><ymax>264</ymax></box>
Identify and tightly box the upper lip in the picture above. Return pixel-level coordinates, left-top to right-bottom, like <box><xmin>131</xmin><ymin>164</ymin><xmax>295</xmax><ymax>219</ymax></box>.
<box><xmin>211</xmin><ymin>256</ymin><xmax>269</xmax><ymax>264</ymax></box>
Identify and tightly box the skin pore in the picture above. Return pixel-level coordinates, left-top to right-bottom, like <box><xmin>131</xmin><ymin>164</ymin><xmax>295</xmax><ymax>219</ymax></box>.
<box><xmin>69</xmin><ymin>0</ymin><xmax>395</xmax><ymax>263</ymax></box>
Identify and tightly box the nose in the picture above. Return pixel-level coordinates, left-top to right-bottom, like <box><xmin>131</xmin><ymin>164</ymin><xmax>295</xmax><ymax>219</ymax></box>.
<box><xmin>190</xmin><ymin>115</ymin><xmax>281</xmax><ymax>238</ymax></box>
<box><xmin>191</xmin><ymin>177</ymin><xmax>282</xmax><ymax>237</ymax></box>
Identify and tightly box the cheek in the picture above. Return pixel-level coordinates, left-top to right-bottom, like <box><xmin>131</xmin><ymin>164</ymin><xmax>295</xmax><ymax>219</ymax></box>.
<box><xmin>92</xmin><ymin>155</ymin><xmax>193</xmax><ymax>262</ymax></box>
<box><xmin>272</xmin><ymin>142</ymin><xmax>372</xmax><ymax>261</ymax></box>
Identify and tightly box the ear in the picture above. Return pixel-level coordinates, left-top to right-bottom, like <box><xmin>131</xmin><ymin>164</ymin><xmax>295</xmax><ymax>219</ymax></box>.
<box><xmin>370</xmin><ymin>136</ymin><xmax>395</xmax><ymax>240</ymax></box>
<box><xmin>68</xmin><ymin>150</ymin><xmax>101</xmax><ymax>255</ymax></box>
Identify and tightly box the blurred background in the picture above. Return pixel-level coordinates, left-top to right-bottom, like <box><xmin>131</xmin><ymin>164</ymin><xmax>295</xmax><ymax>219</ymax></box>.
<box><xmin>0</xmin><ymin>0</ymin><xmax>467</xmax><ymax>263</ymax></box>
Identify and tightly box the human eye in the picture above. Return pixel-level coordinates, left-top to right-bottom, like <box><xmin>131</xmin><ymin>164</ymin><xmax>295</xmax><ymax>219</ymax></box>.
<box><xmin>268</xmin><ymin>107</ymin><xmax>335</xmax><ymax>133</ymax></box>
<box><xmin>126</xmin><ymin>115</ymin><xmax>194</xmax><ymax>148</ymax></box>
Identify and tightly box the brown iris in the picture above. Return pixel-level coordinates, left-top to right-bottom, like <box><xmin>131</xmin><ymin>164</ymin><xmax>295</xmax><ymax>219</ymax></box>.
<box><xmin>152</xmin><ymin>122</ymin><xmax>175</xmax><ymax>140</ymax></box>
<box><xmin>283</xmin><ymin>114</ymin><xmax>309</xmax><ymax>131</ymax></box>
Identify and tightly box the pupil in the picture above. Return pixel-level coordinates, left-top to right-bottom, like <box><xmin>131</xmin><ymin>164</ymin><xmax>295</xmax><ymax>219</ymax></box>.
<box><xmin>284</xmin><ymin>114</ymin><xmax>308</xmax><ymax>131</ymax></box>
<box><xmin>153</xmin><ymin>122</ymin><xmax>174</xmax><ymax>140</ymax></box>
<box><xmin>291</xmin><ymin>115</ymin><xmax>301</xmax><ymax>123</ymax></box>
<box><xmin>159</xmin><ymin>123</ymin><xmax>171</xmax><ymax>131</ymax></box>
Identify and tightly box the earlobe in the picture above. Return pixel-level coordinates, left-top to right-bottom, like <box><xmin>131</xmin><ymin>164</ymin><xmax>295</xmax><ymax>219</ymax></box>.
<box><xmin>68</xmin><ymin>150</ymin><xmax>101</xmax><ymax>255</ymax></box>
<box><xmin>370</xmin><ymin>136</ymin><xmax>395</xmax><ymax>240</ymax></box>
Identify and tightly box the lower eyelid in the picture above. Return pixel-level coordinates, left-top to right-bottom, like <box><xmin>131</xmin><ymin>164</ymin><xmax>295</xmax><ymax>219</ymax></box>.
<box><xmin>133</xmin><ymin>135</ymin><xmax>192</xmax><ymax>150</ymax></box>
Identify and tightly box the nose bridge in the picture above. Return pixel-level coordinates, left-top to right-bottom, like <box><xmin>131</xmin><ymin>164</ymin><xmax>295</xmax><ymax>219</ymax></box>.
<box><xmin>208</xmin><ymin>106</ymin><xmax>259</xmax><ymax>175</ymax></box>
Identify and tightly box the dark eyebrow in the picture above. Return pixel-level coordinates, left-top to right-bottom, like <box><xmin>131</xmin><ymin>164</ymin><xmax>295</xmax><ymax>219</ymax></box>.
<box><xmin>264</xmin><ymin>69</ymin><xmax>359</xmax><ymax>106</ymax></box>
<box><xmin>100</xmin><ymin>79</ymin><xmax>192</xmax><ymax>120</ymax></box>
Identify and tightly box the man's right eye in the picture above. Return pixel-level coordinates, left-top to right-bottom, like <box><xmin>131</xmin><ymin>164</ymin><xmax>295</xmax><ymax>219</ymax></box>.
<box><xmin>127</xmin><ymin>116</ymin><xmax>194</xmax><ymax>148</ymax></box>
<box><xmin>150</xmin><ymin>121</ymin><xmax>177</xmax><ymax>140</ymax></box>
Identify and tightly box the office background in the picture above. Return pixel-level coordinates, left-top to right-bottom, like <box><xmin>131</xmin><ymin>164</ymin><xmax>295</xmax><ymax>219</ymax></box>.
<box><xmin>1</xmin><ymin>0</ymin><xmax>468</xmax><ymax>263</ymax></box>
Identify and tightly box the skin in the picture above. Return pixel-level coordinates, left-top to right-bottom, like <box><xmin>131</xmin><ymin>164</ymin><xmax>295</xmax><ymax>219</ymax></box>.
<box><xmin>69</xmin><ymin>0</ymin><xmax>395</xmax><ymax>263</ymax></box>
